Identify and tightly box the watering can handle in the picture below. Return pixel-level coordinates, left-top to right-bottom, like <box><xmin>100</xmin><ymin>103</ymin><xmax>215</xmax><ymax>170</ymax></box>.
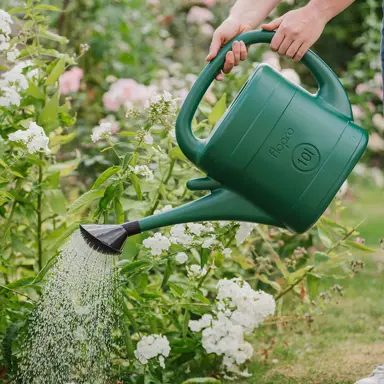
<box><xmin>176</xmin><ymin>29</ymin><xmax>353</xmax><ymax>164</ymax></box>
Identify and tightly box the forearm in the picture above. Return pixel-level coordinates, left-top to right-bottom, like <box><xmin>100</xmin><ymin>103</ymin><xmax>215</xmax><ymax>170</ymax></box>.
<box><xmin>230</xmin><ymin>0</ymin><xmax>282</xmax><ymax>28</ymax></box>
<box><xmin>306</xmin><ymin>0</ymin><xmax>355</xmax><ymax>23</ymax></box>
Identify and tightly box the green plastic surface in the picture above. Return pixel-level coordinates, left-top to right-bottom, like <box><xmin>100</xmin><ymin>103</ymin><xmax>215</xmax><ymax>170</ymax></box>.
<box><xmin>139</xmin><ymin>29</ymin><xmax>368</xmax><ymax>234</ymax></box>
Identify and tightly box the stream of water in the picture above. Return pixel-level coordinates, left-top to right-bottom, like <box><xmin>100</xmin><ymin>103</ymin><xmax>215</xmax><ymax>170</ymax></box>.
<box><xmin>17</xmin><ymin>230</ymin><xmax>119</xmax><ymax>384</ymax></box>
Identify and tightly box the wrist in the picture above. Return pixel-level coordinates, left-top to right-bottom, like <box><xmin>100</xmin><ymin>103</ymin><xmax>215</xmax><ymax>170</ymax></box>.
<box><xmin>305</xmin><ymin>2</ymin><xmax>333</xmax><ymax>24</ymax></box>
<box><xmin>227</xmin><ymin>14</ymin><xmax>258</xmax><ymax>29</ymax></box>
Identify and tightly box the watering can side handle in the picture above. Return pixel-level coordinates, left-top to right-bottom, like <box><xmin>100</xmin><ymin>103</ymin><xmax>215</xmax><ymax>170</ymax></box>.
<box><xmin>176</xmin><ymin>30</ymin><xmax>352</xmax><ymax>163</ymax></box>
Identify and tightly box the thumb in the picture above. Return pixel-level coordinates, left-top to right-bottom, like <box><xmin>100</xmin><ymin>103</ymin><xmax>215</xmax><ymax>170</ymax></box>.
<box><xmin>261</xmin><ymin>16</ymin><xmax>284</xmax><ymax>31</ymax></box>
<box><xmin>206</xmin><ymin>33</ymin><xmax>223</xmax><ymax>62</ymax></box>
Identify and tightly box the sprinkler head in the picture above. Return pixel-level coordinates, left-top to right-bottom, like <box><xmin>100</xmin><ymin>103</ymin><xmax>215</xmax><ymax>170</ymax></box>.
<box><xmin>80</xmin><ymin>222</ymin><xmax>141</xmax><ymax>255</ymax></box>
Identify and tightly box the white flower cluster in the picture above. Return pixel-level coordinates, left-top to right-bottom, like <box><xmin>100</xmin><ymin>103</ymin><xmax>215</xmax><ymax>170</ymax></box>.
<box><xmin>189</xmin><ymin>278</ymin><xmax>275</xmax><ymax>373</ymax></box>
<box><xmin>142</xmin><ymin>222</ymin><xmax>216</xmax><ymax>258</ymax></box>
<box><xmin>8</xmin><ymin>122</ymin><xmax>51</xmax><ymax>155</ymax></box>
<box><xmin>134</xmin><ymin>334</ymin><xmax>170</xmax><ymax>368</ymax></box>
<box><xmin>129</xmin><ymin>164</ymin><xmax>154</xmax><ymax>181</ymax></box>
<box><xmin>142</xmin><ymin>232</ymin><xmax>170</xmax><ymax>256</ymax></box>
<box><xmin>235</xmin><ymin>222</ymin><xmax>258</xmax><ymax>245</ymax></box>
<box><xmin>91</xmin><ymin>122</ymin><xmax>113</xmax><ymax>143</ymax></box>
<box><xmin>0</xmin><ymin>61</ymin><xmax>31</xmax><ymax>107</ymax></box>
<box><xmin>149</xmin><ymin>90</ymin><xmax>173</xmax><ymax>105</ymax></box>
<box><xmin>186</xmin><ymin>264</ymin><xmax>207</xmax><ymax>278</ymax></box>
<box><xmin>0</xmin><ymin>10</ymin><xmax>20</xmax><ymax>62</ymax></box>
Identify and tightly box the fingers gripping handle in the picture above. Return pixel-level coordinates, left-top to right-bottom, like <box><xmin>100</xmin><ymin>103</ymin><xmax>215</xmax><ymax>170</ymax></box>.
<box><xmin>175</xmin><ymin>30</ymin><xmax>352</xmax><ymax>165</ymax></box>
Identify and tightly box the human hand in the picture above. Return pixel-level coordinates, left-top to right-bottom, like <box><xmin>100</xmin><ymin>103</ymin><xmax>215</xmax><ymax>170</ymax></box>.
<box><xmin>261</xmin><ymin>5</ymin><xmax>327</xmax><ymax>62</ymax></box>
<box><xmin>206</xmin><ymin>17</ymin><xmax>252</xmax><ymax>80</ymax></box>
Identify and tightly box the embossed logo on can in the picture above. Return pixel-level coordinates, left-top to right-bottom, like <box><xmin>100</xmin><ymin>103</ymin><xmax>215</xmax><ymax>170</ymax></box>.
<box><xmin>292</xmin><ymin>143</ymin><xmax>321</xmax><ymax>172</ymax></box>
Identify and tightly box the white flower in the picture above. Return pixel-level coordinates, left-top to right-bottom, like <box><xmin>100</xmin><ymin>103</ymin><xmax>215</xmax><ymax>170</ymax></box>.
<box><xmin>187</xmin><ymin>222</ymin><xmax>205</xmax><ymax>236</ymax></box>
<box><xmin>187</xmin><ymin>264</ymin><xmax>207</xmax><ymax>278</ymax></box>
<box><xmin>0</xmin><ymin>10</ymin><xmax>13</xmax><ymax>36</ymax></box>
<box><xmin>189</xmin><ymin>314</ymin><xmax>212</xmax><ymax>332</ymax></box>
<box><xmin>154</xmin><ymin>204</ymin><xmax>172</xmax><ymax>215</ymax></box>
<box><xmin>150</xmin><ymin>92</ymin><xmax>162</xmax><ymax>104</ymax></box>
<box><xmin>0</xmin><ymin>86</ymin><xmax>20</xmax><ymax>107</ymax></box>
<box><xmin>91</xmin><ymin>122</ymin><xmax>113</xmax><ymax>142</ymax></box>
<box><xmin>175</xmin><ymin>252</ymin><xmax>188</xmax><ymax>264</ymax></box>
<box><xmin>7</xmin><ymin>47</ymin><xmax>19</xmax><ymax>62</ymax></box>
<box><xmin>281</xmin><ymin>68</ymin><xmax>301</xmax><ymax>85</ymax></box>
<box><xmin>262</xmin><ymin>51</ymin><xmax>281</xmax><ymax>71</ymax></box>
<box><xmin>144</xmin><ymin>132</ymin><xmax>153</xmax><ymax>145</ymax></box>
<box><xmin>0</xmin><ymin>62</ymin><xmax>29</xmax><ymax>90</ymax></box>
<box><xmin>223</xmin><ymin>248</ymin><xmax>232</xmax><ymax>259</ymax></box>
<box><xmin>129</xmin><ymin>164</ymin><xmax>154</xmax><ymax>181</ymax></box>
<box><xmin>8</xmin><ymin>122</ymin><xmax>51</xmax><ymax>155</ymax></box>
<box><xmin>143</xmin><ymin>232</ymin><xmax>170</xmax><ymax>256</ymax></box>
<box><xmin>134</xmin><ymin>334</ymin><xmax>170</xmax><ymax>367</ymax></box>
<box><xmin>0</xmin><ymin>34</ymin><xmax>9</xmax><ymax>51</ymax></box>
<box><xmin>202</xmin><ymin>236</ymin><xmax>216</xmax><ymax>249</ymax></box>
<box><xmin>235</xmin><ymin>222</ymin><xmax>258</xmax><ymax>244</ymax></box>
<box><xmin>190</xmin><ymin>278</ymin><xmax>275</xmax><ymax>374</ymax></box>
<box><xmin>163</xmin><ymin>90</ymin><xmax>172</xmax><ymax>102</ymax></box>
<box><xmin>170</xmin><ymin>224</ymin><xmax>193</xmax><ymax>245</ymax></box>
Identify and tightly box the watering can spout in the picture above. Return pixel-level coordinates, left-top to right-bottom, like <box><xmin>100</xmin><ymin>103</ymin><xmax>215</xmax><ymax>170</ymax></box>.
<box><xmin>138</xmin><ymin>187</ymin><xmax>282</xmax><ymax>233</ymax></box>
<box><xmin>80</xmin><ymin>187</ymin><xmax>282</xmax><ymax>255</ymax></box>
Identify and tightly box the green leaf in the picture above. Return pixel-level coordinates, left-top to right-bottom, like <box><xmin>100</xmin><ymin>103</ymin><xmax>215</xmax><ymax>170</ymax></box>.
<box><xmin>344</xmin><ymin>240</ymin><xmax>375</xmax><ymax>252</ymax></box>
<box><xmin>8</xmin><ymin>7</ymin><xmax>29</xmax><ymax>14</ymax></box>
<box><xmin>200</xmin><ymin>248</ymin><xmax>209</xmax><ymax>268</ymax></box>
<box><xmin>46</xmin><ymin>189</ymin><xmax>66</xmax><ymax>215</ymax></box>
<box><xmin>35</xmin><ymin>4</ymin><xmax>63</xmax><ymax>11</ymax></box>
<box><xmin>114</xmin><ymin>199</ymin><xmax>124</xmax><ymax>224</ymax></box>
<box><xmin>182</xmin><ymin>379</ymin><xmax>221</xmax><ymax>384</ymax></box>
<box><xmin>168</xmin><ymin>282</ymin><xmax>185</xmax><ymax>297</ymax></box>
<box><xmin>120</xmin><ymin>260</ymin><xmax>152</xmax><ymax>274</ymax></box>
<box><xmin>92</xmin><ymin>166</ymin><xmax>120</xmax><ymax>190</ymax></box>
<box><xmin>45</xmin><ymin>58</ymin><xmax>66</xmax><ymax>85</ymax></box>
<box><xmin>38</xmin><ymin>91</ymin><xmax>59</xmax><ymax>127</ymax></box>
<box><xmin>258</xmin><ymin>274</ymin><xmax>282</xmax><ymax>292</ymax></box>
<box><xmin>317</xmin><ymin>226</ymin><xmax>333</xmax><ymax>248</ymax></box>
<box><xmin>208</xmin><ymin>93</ymin><xmax>226</xmax><ymax>126</ymax></box>
<box><xmin>9</xmin><ymin>170</ymin><xmax>24</xmax><ymax>178</ymax></box>
<box><xmin>161</xmin><ymin>260</ymin><xmax>173</xmax><ymax>290</ymax></box>
<box><xmin>68</xmin><ymin>189</ymin><xmax>105</xmax><ymax>213</ymax></box>
<box><xmin>0</xmin><ymin>158</ymin><xmax>7</xmax><ymax>168</ymax></box>
<box><xmin>39</xmin><ymin>29</ymin><xmax>69</xmax><ymax>44</ymax></box>
<box><xmin>306</xmin><ymin>273</ymin><xmax>321</xmax><ymax>299</ymax></box>
<box><xmin>26</xmin><ymin>80</ymin><xmax>45</xmax><ymax>100</ymax></box>
<box><xmin>130</xmin><ymin>173</ymin><xmax>142</xmax><ymax>200</ymax></box>
<box><xmin>314</xmin><ymin>251</ymin><xmax>331</xmax><ymax>266</ymax></box>
<box><xmin>183</xmin><ymin>310</ymin><xmax>190</xmax><ymax>338</ymax></box>
<box><xmin>33</xmin><ymin>254</ymin><xmax>59</xmax><ymax>283</ymax></box>
<box><xmin>169</xmin><ymin>146</ymin><xmax>187</xmax><ymax>161</ymax></box>
<box><xmin>50</xmin><ymin>132</ymin><xmax>76</xmax><ymax>148</ymax></box>
<box><xmin>119</xmin><ymin>131</ymin><xmax>137</xmax><ymax>137</ymax></box>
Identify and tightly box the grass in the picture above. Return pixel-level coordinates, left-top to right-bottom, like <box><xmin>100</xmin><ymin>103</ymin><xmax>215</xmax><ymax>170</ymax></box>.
<box><xmin>239</xmin><ymin>182</ymin><xmax>384</xmax><ymax>384</ymax></box>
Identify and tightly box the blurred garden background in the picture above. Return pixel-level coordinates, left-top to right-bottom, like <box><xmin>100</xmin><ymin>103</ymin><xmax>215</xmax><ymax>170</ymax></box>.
<box><xmin>0</xmin><ymin>0</ymin><xmax>384</xmax><ymax>383</ymax></box>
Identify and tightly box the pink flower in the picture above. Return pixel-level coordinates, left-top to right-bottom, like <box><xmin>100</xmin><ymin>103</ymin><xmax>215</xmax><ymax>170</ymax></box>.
<box><xmin>200</xmin><ymin>23</ymin><xmax>214</xmax><ymax>37</ymax></box>
<box><xmin>203</xmin><ymin>0</ymin><xmax>216</xmax><ymax>6</ymax></box>
<box><xmin>103</xmin><ymin>78</ymin><xmax>156</xmax><ymax>111</ymax></box>
<box><xmin>59</xmin><ymin>67</ymin><xmax>83</xmax><ymax>95</ymax></box>
<box><xmin>355</xmin><ymin>83</ymin><xmax>368</xmax><ymax>95</ymax></box>
<box><xmin>100</xmin><ymin>116</ymin><xmax>120</xmax><ymax>133</ymax></box>
<box><xmin>187</xmin><ymin>6</ymin><xmax>214</xmax><ymax>24</ymax></box>
<box><xmin>351</xmin><ymin>105</ymin><xmax>364</xmax><ymax>121</ymax></box>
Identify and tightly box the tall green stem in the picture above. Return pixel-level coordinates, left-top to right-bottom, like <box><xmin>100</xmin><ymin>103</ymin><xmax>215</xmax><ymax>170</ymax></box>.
<box><xmin>37</xmin><ymin>161</ymin><xmax>43</xmax><ymax>271</ymax></box>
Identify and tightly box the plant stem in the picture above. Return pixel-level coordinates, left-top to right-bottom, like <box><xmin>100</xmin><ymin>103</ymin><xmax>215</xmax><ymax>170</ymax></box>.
<box><xmin>0</xmin><ymin>283</ymin><xmax>36</xmax><ymax>302</ymax></box>
<box><xmin>37</xmin><ymin>160</ymin><xmax>43</xmax><ymax>271</ymax></box>
<box><xmin>274</xmin><ymin>266</ymin><xmax>314</xmax><ymax>301</ymax></box>
<box><xmin>147</xmin><ymin>158</ymin><xmax>175</xmax><ymax>215</ymax></box>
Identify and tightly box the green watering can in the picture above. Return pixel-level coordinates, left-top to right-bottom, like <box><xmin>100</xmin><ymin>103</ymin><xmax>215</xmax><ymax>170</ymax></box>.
<box><xmin>80</xmin><ymin>30</ymin><xmax>368</xmax><ymax>255</ymax></box>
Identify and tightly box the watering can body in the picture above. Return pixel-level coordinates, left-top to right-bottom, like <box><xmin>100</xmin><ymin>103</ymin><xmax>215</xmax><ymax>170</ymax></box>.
<box><xmin>174</xmin><ymin>30</ymin><xmax>368</xmax><ymax>234</ymax></box>
<box><xmin>80</xmin><ymin>30</ymin><xmax>368</xmax><ymax>255</ymax></box>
